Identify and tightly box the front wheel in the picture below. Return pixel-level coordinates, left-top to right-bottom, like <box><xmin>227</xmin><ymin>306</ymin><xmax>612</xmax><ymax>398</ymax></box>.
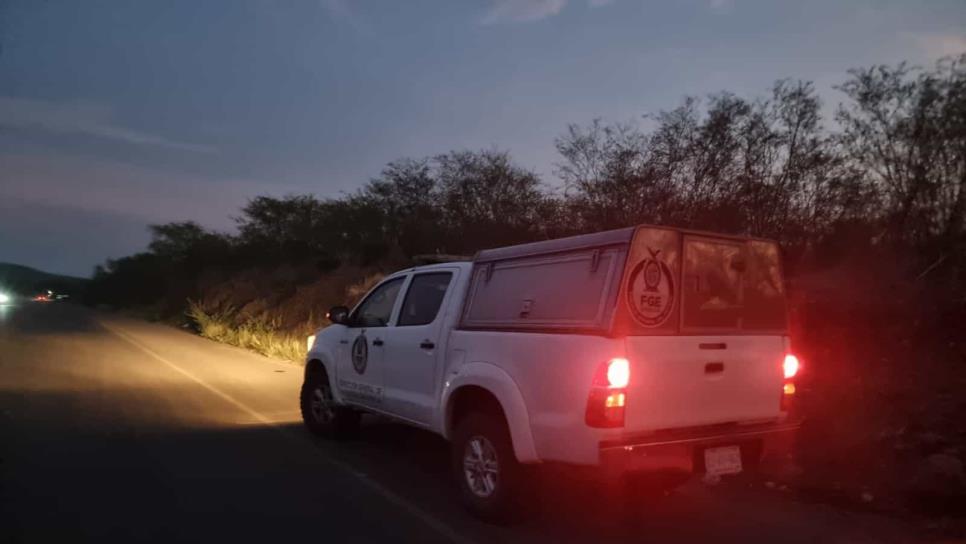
<box><xmin>451</xmin><ymin>413</ymin><xmax>530</xmax><ymax>523</ymax></box>
<box><xmin>299</xmin><ymin>369</ymin><xmax>360</xmax><ymax>438</ymax></box>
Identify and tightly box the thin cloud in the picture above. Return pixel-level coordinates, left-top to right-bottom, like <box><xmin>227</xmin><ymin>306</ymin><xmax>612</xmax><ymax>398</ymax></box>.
<box><xmin>0</xmin><ymin>96</ymin><xmax>215</xmax><ymax>153</ymax></box>
<box><xmin>482</xmin><ymin>0</ymin><xmax>567</xmax><ymax>24</ymax></box>
<box><xmin>909</xmin><ymin>32</ymin><xmax>966</xmax><ymax>60</ymax></box>
<box><xmin>0</xmin><ymin>152</ymin><xmax>275</xmax><ymax>227</ymax></box>
<box><xmin>320</xmin><ymin>0</ymin><xmax>372</xmax><ymax>35</ymax></box>
<box><xmin>481</xmin><ymin>0</ymin><xmax>614</xmax><ymax>24</ymax></box>
<box><xmin>709</xmin><ymin>0</ymin><xmax>734</xmax><ymax>14</ymax></box>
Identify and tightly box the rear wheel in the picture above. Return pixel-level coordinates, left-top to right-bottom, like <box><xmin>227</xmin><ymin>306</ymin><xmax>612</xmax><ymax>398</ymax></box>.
<box><xmin>452</xmin><ymin>412</ymin><xmax>529</xmax><ymax>523</ymax></box>
<box><xmin>300</xmin><ymin>367</ymin><xmax>360</xmax><ymax>438</ymax></box>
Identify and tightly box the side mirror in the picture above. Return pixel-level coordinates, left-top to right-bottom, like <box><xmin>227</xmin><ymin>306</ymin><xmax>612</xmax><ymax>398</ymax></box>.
<box><xmin>326</xmin><ymin>305</ymin><xmax>350</xmax><ymax>325</ymax></box>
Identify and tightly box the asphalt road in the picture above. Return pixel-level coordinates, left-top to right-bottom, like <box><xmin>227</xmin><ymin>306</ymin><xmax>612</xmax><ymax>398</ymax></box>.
<box><xmin>0</xmin><ymin>302</ymin><xmax>929</xmax><ymax>543</ymax></box>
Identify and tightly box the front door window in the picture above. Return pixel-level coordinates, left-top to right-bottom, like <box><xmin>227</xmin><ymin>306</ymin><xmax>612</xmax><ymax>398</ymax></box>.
<box><xmin>352</xmin><ymin>277</ymin><xmax>404</xmax><ymax>328</ymax></box>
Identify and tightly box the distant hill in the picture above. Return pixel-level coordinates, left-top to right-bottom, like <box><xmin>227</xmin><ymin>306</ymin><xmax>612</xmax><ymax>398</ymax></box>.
<box><xmin>0</xmin><ymin>263</ymin><xmax>89</xmax><ymax>295</ymax></box>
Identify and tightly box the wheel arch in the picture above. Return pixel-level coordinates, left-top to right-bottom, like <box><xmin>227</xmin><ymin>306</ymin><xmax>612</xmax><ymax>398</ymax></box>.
<box><xmin>447</xmin><ymin>385</ymin><xmax>505</xmax><ymax>435</ymax></box>
<box><xmin>442</xmin><ymin>363</ymin><xmax>540</xmax><ymax>464</ymax></box>
<box><xmin>305</xmin><ymin>358</ymin><xmax>327</xmax><ymax>379</ymax></box>
<box><xmin>304</xmin><ymin>357</ymin><xmax>344</xmax><ymax>404</ymax></box>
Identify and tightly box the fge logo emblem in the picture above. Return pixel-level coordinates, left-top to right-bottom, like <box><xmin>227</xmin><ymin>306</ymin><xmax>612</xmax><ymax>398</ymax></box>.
<box><xmin>626</xmin><ymin>247</ymin><xmax>674</xmax><ymax>327</ymax></box>
<box><xmin>351</xmin><ymin>334</ymin><xmax>368</xmax><ymax>374</ymax></box>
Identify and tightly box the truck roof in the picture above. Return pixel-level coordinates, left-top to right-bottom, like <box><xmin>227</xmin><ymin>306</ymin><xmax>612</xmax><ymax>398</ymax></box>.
<box><xmin>473</xmin><ymin>224</ymin><xmax>781</xmax><ymax>263</ymax></box>
<box><xmin>394</xmin><ymin>226</ymin><xmax>782</xmax><ymax>276</ymax></box>
<box><xmin>392</xmin><ymin>261</ymin><xmax>474</xmax><ymax>276</ymax></box>
<box><xmin>474</xmin><ymin>227</ymin><xmax>636</xmax><ymax>263</ymax></box>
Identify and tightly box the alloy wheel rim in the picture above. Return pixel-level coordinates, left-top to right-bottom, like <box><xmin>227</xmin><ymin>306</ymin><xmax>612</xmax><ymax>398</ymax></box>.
<box><xmin>463</xmin><ymin>435</ymin><xmax>499</xmax><ymax>498</ymax></box>
<box><xmin>310</xmin><ymin>385</ymin><xmax>334</xmax><ymax>423</ymax></box>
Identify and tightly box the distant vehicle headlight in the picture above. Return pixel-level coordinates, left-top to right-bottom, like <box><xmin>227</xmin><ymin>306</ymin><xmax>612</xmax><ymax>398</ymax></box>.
<box><xmin>307</xmin><ymin>334</ymin><xmax>316</xmax><ymax>352</ymax></box>
<box><xmin>0</xmin><ymin>292</ymin><xmax>10</xmax><ymax>304</ymax></box>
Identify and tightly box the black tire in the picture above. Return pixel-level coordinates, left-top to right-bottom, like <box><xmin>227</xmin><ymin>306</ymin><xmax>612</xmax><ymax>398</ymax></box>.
<box><xmin>451</xmin><ymin>412</ymin><xmax>530</xmax><ymax>523</ymax></box>
<box><xmin>300</xmin><ymin>367</ymin><xmax>360</xmax><ymax>438</ymax></box>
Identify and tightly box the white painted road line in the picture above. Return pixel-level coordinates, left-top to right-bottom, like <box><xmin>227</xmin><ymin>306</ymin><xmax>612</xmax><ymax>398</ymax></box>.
<box><xmin>100</xmin><ymin>321</ymin><xmax>476</xmax><ymax>544</ymax></box>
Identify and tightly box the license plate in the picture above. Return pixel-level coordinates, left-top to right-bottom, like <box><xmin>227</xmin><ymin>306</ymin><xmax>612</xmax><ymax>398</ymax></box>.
<box><xmin>704</xmin><ymin>445</ymin><xmax>743</xmax><ymax>476</ymax></box>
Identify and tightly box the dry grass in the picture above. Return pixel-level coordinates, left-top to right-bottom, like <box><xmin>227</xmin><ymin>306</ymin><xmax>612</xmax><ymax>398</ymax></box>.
<box><xmin>182</xmin><ymin>266</ymin><xmax>387</xmax><ymax>365</ymax></box>
<box><xmin>181</xmin><ymin>267</ymin><xmax>390</xmax><ymax>367</ymax></box>
<box><xmin>187</xmin><ymin>300</ymin><xmax>307</xmax><ymax>362</ymax></box>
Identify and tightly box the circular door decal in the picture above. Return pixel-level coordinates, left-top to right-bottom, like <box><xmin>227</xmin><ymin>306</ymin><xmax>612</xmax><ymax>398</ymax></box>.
<box><xmin>351</xmin><ymin>334</ymin><xmax>368</xmax><ymax>374</ymax></box>
<box><xmin>626</xmin><ymin>248</ymin><xmax>674</xmax><ymax>327</ymax></box>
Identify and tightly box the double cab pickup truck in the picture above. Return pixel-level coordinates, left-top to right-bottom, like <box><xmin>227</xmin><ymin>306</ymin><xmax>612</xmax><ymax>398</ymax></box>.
<box><xmin>302</xmin><ymin>224</ymin><xmax>801</xmax><ymax>521</ymax></box>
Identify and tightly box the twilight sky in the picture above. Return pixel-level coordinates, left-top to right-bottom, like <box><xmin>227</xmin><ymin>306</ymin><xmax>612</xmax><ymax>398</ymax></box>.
<box><xmin>1</xmin><ymin>0</ymin><xmax>964</xmax><ymax>276</ymax></box>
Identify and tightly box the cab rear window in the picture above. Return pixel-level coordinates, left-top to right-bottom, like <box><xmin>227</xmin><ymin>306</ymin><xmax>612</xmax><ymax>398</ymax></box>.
<box><xmin>398</xmin><ymin>272</ymin><xmax>452</xmax><ymax>326</ymax></box>
<box><xmin>681</xmin><ymin>237</ymin><xmax>787</xmax><ymax>332</ymax></box>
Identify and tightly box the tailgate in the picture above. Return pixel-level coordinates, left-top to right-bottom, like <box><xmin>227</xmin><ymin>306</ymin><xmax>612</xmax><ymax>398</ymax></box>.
<box><xmin>622</xmin><ymin>335</ymin><xmax>785</xmax><ymax>432</ymax></box>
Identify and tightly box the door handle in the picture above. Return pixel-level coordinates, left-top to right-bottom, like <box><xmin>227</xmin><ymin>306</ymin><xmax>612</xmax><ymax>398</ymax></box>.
<box><xmin>372</xmin><ymin>338</ymin><xmax>384</xmax><ymax>346</ymax></box>
<box><xmin>699</xmin><ymin>342</ymin><xmax>727</xmax><ymax>350</ymax></box>
<box><xmin>420</xmin><ymin>340</ymin><xmax>435</xmax><ymax>350</ymax></box>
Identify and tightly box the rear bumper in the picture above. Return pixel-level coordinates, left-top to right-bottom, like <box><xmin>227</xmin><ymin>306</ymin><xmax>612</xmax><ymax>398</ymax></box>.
<box><xmin>599</xmin><ymin>420</ymin><xmax>801</xmax><ymax>475</ymax></box>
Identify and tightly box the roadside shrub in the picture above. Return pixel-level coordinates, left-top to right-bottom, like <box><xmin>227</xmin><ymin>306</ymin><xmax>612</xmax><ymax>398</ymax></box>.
<box><xmin>187</xmin><ymin>300</ymin><xmax>307</xmax><ymax>362</ymax></box>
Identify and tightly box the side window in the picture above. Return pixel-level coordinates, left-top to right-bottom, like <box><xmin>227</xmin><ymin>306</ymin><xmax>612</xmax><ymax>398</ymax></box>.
<box><xmin>352</xmin><ymin>277</ymin><xmax>405</xmax><ymax>327</ymax></box>
<box><xmin>398</xmin><ymin>273</ymin><xmax>453</xmax><ymax>326</ymax></box>
<box><xmin>743</xmin><ymin>240</ymin><xmax>787</xmax><ymax>330</ymax></box>
<box><xmin>462</xmin><ymin>249</ymin><xmax>619</xmax><ymax>329</ymax></box>
<box><xmin>682</xmin><ymin>239</ymin><xmax>743</xmax><ymax>330</ymax></box>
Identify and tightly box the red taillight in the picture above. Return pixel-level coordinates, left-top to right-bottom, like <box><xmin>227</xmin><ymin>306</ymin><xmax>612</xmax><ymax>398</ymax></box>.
<box><xmin>606</xmin><ymin>358</ymin><xmax>630</xmax><ymax>388</ymax></box>
<box><xmin>781</xmin><ymin>354</ymin><xmax>800</xmax><ymax>412</ymax></box>
<box><xmin>592</xmin><ymin>357</ymin><xmax>630</xmax><ymax>388</ymax></box>
<box><xmin>587</xmin><ymin>359</ymin><xmax>629</xmax><ymax>428</ymax></box>
<box><xmin>783</xmin><ymin>354</ymin><xmax>800</xmax><ymax>380</ymax></box>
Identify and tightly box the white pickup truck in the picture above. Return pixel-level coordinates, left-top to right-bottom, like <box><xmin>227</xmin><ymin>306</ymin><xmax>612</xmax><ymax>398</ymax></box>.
<box><xmin>302</xmin><ymin>225</ymin><xmax>802</xmax><ymax>520</ymax></box>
